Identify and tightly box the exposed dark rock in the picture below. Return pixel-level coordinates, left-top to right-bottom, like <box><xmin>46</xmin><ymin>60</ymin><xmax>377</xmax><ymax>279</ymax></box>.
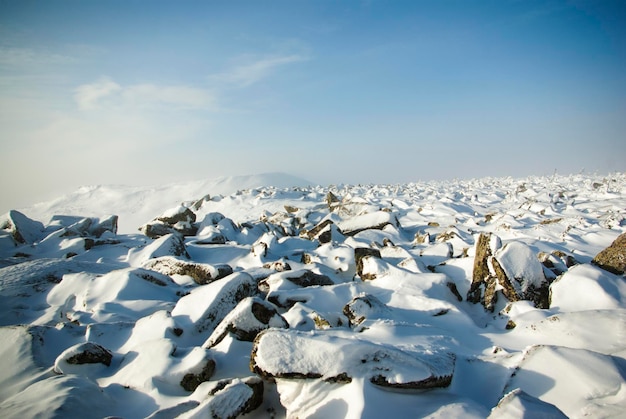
<box><xmin>140</xmin><ymin>222</ymin><xmax>176</xmax><ymax>239</ymax></box>
<box><xmin>140</xmin><ymin>206</ymin><xmax>198</xmax><ymax>238</ymax></box>
<box><xmin>446</xmin><ymin>282</ymin><xmax>463</xmax><ymax>302</ymax></box>
<box><xmin>302</xmin><ymin>219</ymin><xmax>344</xmax><ymax>244</ymax></box>
<box><xmin>180</xmin><ymin>359</ymin><xmax>216</xmax><ymax>391</ymax></box>
<box><xmin>262</xmin><ymin>261</ymin><xmax>292</xmax><ymax>272</ymax></box>
<box><xmin>282</xmin><ymin>270</ymin><xmax>334</xmax><ymax>287</ymax></box>
<box><xmin>592</xmin><ymin>232</ymin><xmax>626</xmax><ymax>275</ymax></box>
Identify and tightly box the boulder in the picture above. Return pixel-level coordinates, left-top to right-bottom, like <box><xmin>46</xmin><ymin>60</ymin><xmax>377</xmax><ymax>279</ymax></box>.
<box><xmin>592</xmin><ymin>232</ymin><xmax>626</xmax><ymax>275</ymax></box>
<box><xmin>342</xmin><ymin>294</ymin><xmax>390</xmax><ymax>326</ymax></box>
<box><xmin>488</xmin><ymin>388</ymin><xmax>567</xmax><ymax>419</ymax></box>
<box><xmin>250</xmin><ymin>329</ymin><xmax>455</xmax><ymax>389</ymax></box>
<box><xmin>179</xmin><ymin>377</ymin><xmax>263</xmax><ymax>419</ymax></box>
<box><xmin>467</xmin><ymin>233</ymin><xmax>502</xmax><ymax>311</ymax></box>
<box><xmin>301</xmin><ymin>219</ymin><xmax>344</xmax><ymax>244</ymax></box>
<box><xmin>140</xmin><ymin>205</ymin><xmax>197</xmax><ymax>238</ymax></box>
<box><xmin>142</xmin><ymin>256</ymin><xmax>232</xmax><ymax>285</ymax></box>
<box><xmin>171</xmin><ymin>272</ymin><xmax>258</xmax><ymax>336</ymax></box>
<box><xmin>127</xmin><ymin>233</ymin><xmax>189</xmax><ymax>265</ymax></box>
<box><xmin>493</xmin><ymin>242</ymin><xmax>550</xmax><ymax>309</ymax></box>
<box><xmin>336</xmin><ymin>211</ymin><xmax>399</xmax><ymax>236</ymax></box>
<box><xmin>1</xmin><ymin>210</ymin><xmax>45</xmax><ymax>244</ymax></box>
<box><xmin>259</xmin><ymin>269</ymin><xmax>334</xmax><ymax>294</ymax></box>
<box><xmin>53</xmin><ymin>342</ymin><xmax>113</xmax><ymax>374</ymax></box>
<box><xmin>89</xmin><ymin>215</ymin><xmax>118</xmax><ymax>237</ymax></box>
<box><xmin>203</xmin><ymin>297</ymin><xmax>288</xmax><ymax>348</ymax></box>
<box><xmin>354</xmin><ymin>247</ymin><xmax>382</xmax><ymax>280</ymax></box>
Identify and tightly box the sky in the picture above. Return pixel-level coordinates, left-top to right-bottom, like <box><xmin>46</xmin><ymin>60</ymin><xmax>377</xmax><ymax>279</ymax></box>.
<box><xmin>1</xmin><ymin>0</ymin><xmax>625</xmax><ymax>211</ymax></box>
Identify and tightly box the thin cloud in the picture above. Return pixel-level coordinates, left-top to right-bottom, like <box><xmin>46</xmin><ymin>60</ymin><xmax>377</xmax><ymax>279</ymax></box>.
<box><xmin>0</xmin><ymin>46</ymin><xmax>78</xmax><ymax>66</ymax></box>
<box><xmin>74</xmin><ymin>78</ymin><xmax>215</xmax><ymax>111</ymax></box>
<box><xmin>74</xmin><ymin>77</ymin><xmax>121</xmax><ymax>110</ymax></box>
<box><xmin>209</xmin><ymin>54</ymin><xmax>308</xmax><ymax>88</ymax></box>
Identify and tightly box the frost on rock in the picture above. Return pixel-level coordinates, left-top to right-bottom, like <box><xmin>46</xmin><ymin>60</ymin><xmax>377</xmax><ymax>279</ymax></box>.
<box><xmin>203</xmin><ymin>296</ymin><xmax>288</xmax><ymax>348</ymax></box>
<box><xmin>251</xmin><ymin>329</ymin><xmax>455</xmax><ymax>389</ymax></box>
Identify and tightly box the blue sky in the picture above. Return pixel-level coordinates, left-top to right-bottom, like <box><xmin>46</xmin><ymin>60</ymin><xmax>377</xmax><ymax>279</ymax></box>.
<box><xmin>1</xmin><ymin>0</ymin><xmax>624</xmax><ymax>210</ymax></box>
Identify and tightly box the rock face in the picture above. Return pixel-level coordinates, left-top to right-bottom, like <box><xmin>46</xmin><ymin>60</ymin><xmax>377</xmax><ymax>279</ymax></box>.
<box><xmin>592</xmin><ymin>232</ymin><xmax>626</xmax><ymax>275</ymax></box>
<box><xmin>203</xmin><ymin>297</ymin><xmax>289</xmax><ymax>348</ymax></box>
<box><xmin>467</xmin><ymin>233</ymin><xmax>501</xmax><ymax>311</ymax></box>
<box><xmin>250</xmin><ymin>329</ymin><xmax>455</xmax><ymax>389</ymax></box>
<box><xmin>142</xmin><ymin>256</ymin><xmax>232</xmax><ymax>285</ymax></box>
<box><xmin>54</xmin><ymin>342</ymin><xmax>113</xmax><ymax>374</ymax></box>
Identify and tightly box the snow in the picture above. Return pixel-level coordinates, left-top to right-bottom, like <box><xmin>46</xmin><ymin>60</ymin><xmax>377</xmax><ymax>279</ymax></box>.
<box><xmin>0</xmin><ymin>171</ymin><xmax>625</xmax><ymax>418</ymax></box>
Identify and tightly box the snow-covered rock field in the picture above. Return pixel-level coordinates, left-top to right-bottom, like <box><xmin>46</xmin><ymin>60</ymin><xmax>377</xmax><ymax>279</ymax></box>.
<box><xmin>1</xmin><ymin>172</ymin><xmax>625</xmax><ymax>418</ymax></box>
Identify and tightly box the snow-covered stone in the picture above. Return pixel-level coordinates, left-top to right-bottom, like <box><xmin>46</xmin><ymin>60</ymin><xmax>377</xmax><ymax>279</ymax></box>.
<box><xmin>171</xmin><ymin>272</ymin><xmax>257</xmax><ymax>336</ymax></box>
<box><xmin>1</xmin><ymin>210</ymin><xmax>45</xmax><ymax>244</ymax></box>
<box><xmin>142</xmin><ymin>256</ymin><xmax>232</xmax><ymax>285</ymax></box>
<box><xmin>53</xmin><ymin>342</ymin><xmax>113</xmax><ymax>374</ymax></box>
<box><xmin>203</xmin><ymin>296</ymin><xmax>288</xmax><ymax>348</ymax></box>
<box><xmin>126</xmin><ymin>233</ymin><xmax>189</xmax><ymax>265</ymax></box>
<box><xmin>488</xmin><ymin>388</ymin><xmax>567</xmax><ymax>418</ymax></box>
<box><xmin>251</xmin><ymin>329</ymin><xmax>456</xmax><ymax>389</ymax></box>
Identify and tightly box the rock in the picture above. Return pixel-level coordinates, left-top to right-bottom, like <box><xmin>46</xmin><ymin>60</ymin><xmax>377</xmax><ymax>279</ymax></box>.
<box><xmin>140</xmin><ymin>221</ymin><xmax>174</xmax><ymax>239</ymax></box>
<box><xmin>493</xmin><ymin>242</ymin><xmax>550</xmax><ymax>309</ymax></box>
<box><xmin>336</xmin><ymin>211</ymin><xmax>399</xmax><ymax>236</ymax></box>
<box><xmin>127</xmin><ymin>233</ymin><xmax>189</xmax><ymax>265</ymax></box>
<box><xmin>250</xmin><ymin>329</ymin><xmax>455</xmax><ymax>390</ymax></box>
<box><xmin>203</xmin><ymin>297</ymin><xmax>288</xmax><ymax>348</ymax></box>
<box><xmin>488</xmin><ymin>388</ymin><xmax>567</xmax><ymax>419</ymax></box>
<box><xmin>259</xmin><ymin>269</ymin><xmax>334</xmax><ymax>294</ymax></box>
<box><xmin>89</xmin><ymin>215</ymin><xmax>118</xmax><ymax>237</ymax></box>
<box><xmin>180</xmin><ymin>377</ymin><xmax>264</xmax><ymax>419</ymax></box>
<box><xmin>301</xmin><ymin>219</ymin><xmax>344</xmax><ymax>244</ymax></box>
<box><xmin>1</xmin><ymin>210</ymin><xmax>45</xmax><ymax>244</ymax></box>
<box><xmin>467</xmin><ymin>233</ymin><xmax>502</xmax><ymax>311</ymax></box>
<box><xmin>180</xmin><ymin>359</ymin><xmax>216</xmax><ymax>391</ymax></box>
<box><xmin>262</xmin><ymin>260</ymin><xmax>292</xmax><ymax>272</ymax></box>
<box><xmin>592</xmin><ymin>232</ymin><xmax>626</xmax><ymax>275</ymax></box>
<box><xmin>54</xmin><ymin>342</ymin><xmax>113</xmax><ymax>374</ymax></box>
<box><xmin>342</xmin><ymin>294</ymin><xmax>390</xmax><ymax>326</ymax></box>
<box><xmin>171</xmin><ymin>272</ymin><xmax>258</xmax><ymax>336</ymax></box>
<box><xmin>140</xmin><ymin>206</ymin><xmax>197</xmax><ymax>238</ymax></box>
<box><xmin>355</xmin><ymin>247</ymin><xmax>382</xmax><ymax>280</ymax></box>
<box><xmin>142</xmin><ymin>256</ymin><xmax>232</xmax><ymax>285</ymax></box>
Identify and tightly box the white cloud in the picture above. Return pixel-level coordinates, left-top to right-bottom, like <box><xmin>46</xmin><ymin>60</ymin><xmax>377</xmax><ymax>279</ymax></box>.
<box><xmin>209</xmin><ymin>54</ymin><xmax>308</xmax><ymax>88</ymax></box>
<box><xmin>73</xmin><ymin>78</ymin><xmax>215</xmax><ymax>111</ymax></box>
<box><xmin>74</xmin><ymin>77</ymin><xmax>121</xmax><ymax>110</ymax></box>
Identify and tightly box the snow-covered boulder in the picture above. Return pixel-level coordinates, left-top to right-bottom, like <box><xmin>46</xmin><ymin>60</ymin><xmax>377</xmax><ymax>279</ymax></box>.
<box><xmin>203</xmin><ymin>296</ymin><xmax>288</xmax><ymax>348</ymax></box>
<box><xmin>53</xmin><ymin>342</ymin><xmax>113</xmax><ymax>374</ymax></box>
<box><xmin>142</xmin><ymin>256</ymin><xmax>232</xmax><ymax>285</ymax></box>
<box><xmin>592</xmin><ymin>232</ymin><xmax>626</xmax><ymax>275</ymax></box>
<box><xmin>488</xmin><ymin>388</ymin><xmax>567</xmax><ymax>418</ymax></box>
<box><xmin>179</xmin><ymin>376</ymin><xmax>264</xmax><ymax>419</ymax></box>
<box><xmin>502</xmin><ymin>345</ymin><xmax>625</xmax><ymax>417</ymax></box>
<box><xmin>493</xmin><ymin>241</ymin><xmax>550</xmax><ymax>309</ymax></box>
<box><xmin>251</xmin><ymin>329</ymin><xmax>456</xmax><ymax>389</ymax></box>
<box><xmin>260</xmin><ymin>269</ymin><xmax>334</xmax><ymax>295</ymax></box>
<box><xmin>126</xmin><ymin>233</ymin><xmax>189</xmax><ymax>265</ymax></box>
<box><xmin>171</xmin><ymin>272</ymin><xmax>257</xmax><ymax>337</ymax></box>
<box><xmin>140</xmin><ymin>205</ymin><xmax>197</xmax><ymax>238</ymax></box>
<box><xmin>336</xmin><ymin>211</ymin><xmax>399</xmax><ymax>236</ymax></box>
<box><xmin>549</xmin><ymin>264</ymin><xmax>626</xmax><ymax>311</ymax></box>
<box><xmin>354</xmin><ymin>247</ymin><xmax>382</xmax><ymax>280</ymax></box>
<box><xmin>342</xmin><ymin>293</ymin><xmax>390</xmax><ymax>326</ymax></box>
<box><xmin>1</xmin><ymin>210</ymin><xmax>45</xmax><ymax>244</ymax></box>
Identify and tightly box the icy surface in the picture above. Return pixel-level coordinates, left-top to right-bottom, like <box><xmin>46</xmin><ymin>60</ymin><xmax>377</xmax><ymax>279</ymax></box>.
<box><xmin>0</xmin><ymin>172</ymin><xmax>625</xmax><ymax>418</ymax></box>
